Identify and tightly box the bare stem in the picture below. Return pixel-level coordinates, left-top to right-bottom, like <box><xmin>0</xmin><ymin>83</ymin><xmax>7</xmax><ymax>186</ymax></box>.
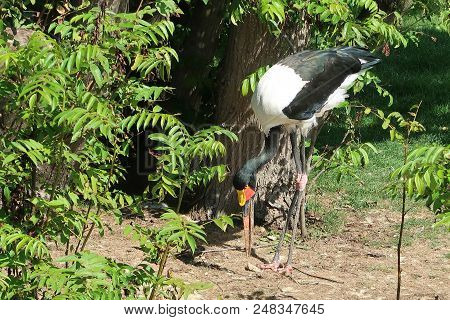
<box><xmin>79</xmin><ymin>221</ymin><xmax>95</xmax><ymax>252</ymax></box>
<box><xmin>65</xmin><ymin>235</ymin><xmax>70</xmax><ymax>268</ymax></box>
<box><xmin>149</xmin><ymin>245</ymin><xmax>170</xmax><ymax>300</ymax></box>
<box><xmin>79</xmin><ymin>146</ymin><xmax>119</xmax><ymax>252</ymax></box>
<box><xmin>176</xmin><ymin>182</ymin><xmax>186</xmax><ymax>213</ymax></box>
<box><xmin>397</xmin><ymin>140</ymin><xmax>409</xmax><ymax>300</ymax></box>
<box><xmin>397</xmin><ymin>103</ymin><xmax>420</xmax><ymax>300</ymax></box>
<box><xmin>397</xmin><ymin>179</ymin><xmax>407</xmax><ymax>300</ymax></box>
<box><xmin>136</xmin><ymin>0</ymin><xmax>145</xmax><ymax>12</ymax></box>
<box><xmin>74</xmin><ymin>202</ymin><xmax>92</xmax><ymax>254</ymax></box>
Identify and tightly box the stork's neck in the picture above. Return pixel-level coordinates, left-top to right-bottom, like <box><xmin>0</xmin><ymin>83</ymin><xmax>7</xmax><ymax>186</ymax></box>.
<box><xmin>234</xmin><ymin>126</ymin><xmax>282</xmax><ymax>189</ymax></box>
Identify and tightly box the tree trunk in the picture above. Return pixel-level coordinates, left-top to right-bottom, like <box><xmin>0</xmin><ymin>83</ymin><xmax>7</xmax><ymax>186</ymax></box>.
<box><xmin>376</xmin><ymin>0</ymin><xmax>413</xmax><ymax>13</ymax></box>
<box><xmin>198</xmin><ymin>13</ymin><xmax>310</xmax><ymax>228</ymax></box>
<box><xmin>99</xmin><ymin>0</ymin><xmax>128</xmax><ymax>13</ymax></box>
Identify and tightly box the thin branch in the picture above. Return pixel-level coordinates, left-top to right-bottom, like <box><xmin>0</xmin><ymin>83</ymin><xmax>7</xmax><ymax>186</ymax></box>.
<box><xmin>80</xmin><ymin>146</ymin><xmax>119</xmax><ymax>252</ymax></box>
<box><xmin>74</xmin><ymin>202</ymin><xmax>92</xmax><ymax>254</ymax></box>
<box><xmin>292</xmin><ymin>266</ymin><xmax>344</xmax><ymax>284</ymax></box>
<box><xmin>397</xmin><ymin>102</ymin><xmax>422</xmax><ymax>300</ymax></box>
<box><xmin>310</xmin><ymin>127</ymin><xmax>352</xmax><ymax>172</ymax></box>
<box><xmin>196</xmin><ymin>243</ymin><xmax>274</xmax><ymax>255</ymax></box>
<box><xmin>137</xmin><ymin>0</ymin><xmax>145</xmax><ymax>12</ymax></box>
<box><xmin>306</xmin><ymin>112</ymin><xmax>329</xmax><ymax>173</ymax></box>
<box><xmin>308</xmin><ymin>168</ymin><xmax>327</xmax><ymax>188</ymax></box>
<box><xmin>149</xmin><ymin>245</ymin><xmax>170</xmax><ymax>300</ymax></box>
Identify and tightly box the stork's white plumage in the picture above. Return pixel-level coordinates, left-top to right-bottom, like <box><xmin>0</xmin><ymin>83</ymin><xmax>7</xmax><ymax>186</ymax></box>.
<box><xmin>251</xmin><ymin>64</ymin><xmax>311</xmax><ymax>135</ymax></box>
<box><xmin>233</xmin><ymin>46</ymin><xmax>381</xmax><ymax>274</ymax></box>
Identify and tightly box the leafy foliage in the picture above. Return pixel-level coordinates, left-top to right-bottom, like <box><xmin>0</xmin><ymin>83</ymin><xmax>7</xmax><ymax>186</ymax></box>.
<box><xmin>390</xmin><ymin>145</ymin><xmax>449</xmax><ymax>229</ymax></box>
<box><xmin>238</xmin><ymin>0</ymin><xmax>408</xmax><ymax>103</ymax></box>
<box><xmin>228</xmin><ymin>0</ymin><xmax>409</xmax><ymax>46</ymax></box>
<box><xmin>295</xmin><ymin>0</ymin><xmax>408</xmax><ymax>48</ymax></box>
<box><xmin>148</xmin><ymin>125</ymin><xmax>237</xmax><ymax>201</ymax></box>
<box><xmin>0</xmin><ymin>1</ymin><xmax>235</xmax><ymax>300</ymax></box>
<box><xmin>241</xmin><ymin>65</ymin><xmax>270</xmax><ymax>97</ymax></box>
<box><xmin>313</xmin><ymin>142</ymin><xmax>378</xmax><ymax>181</ymax></box>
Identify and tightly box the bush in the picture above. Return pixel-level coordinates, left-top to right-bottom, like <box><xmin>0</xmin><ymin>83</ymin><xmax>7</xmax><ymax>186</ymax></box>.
<box><xmin>0</xmin><ymin>3</ymin><xmax>235</xmax><ymax>299</ymax></box>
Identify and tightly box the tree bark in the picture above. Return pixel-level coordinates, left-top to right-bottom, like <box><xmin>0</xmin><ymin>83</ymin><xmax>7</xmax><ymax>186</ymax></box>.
<box><xmin>376</xmin><ymin>0</ymin><xmax>413</xmax><ymax>13</ymax></box>
<box><xmin>198</xmin><ymin>13</ymin><xmax>310</xmax><ymax>228</ymax></box>
<box><xmin>99</xmin><ymin>0</ymin><xmax>128</xmax><ymax>13</ymax></box>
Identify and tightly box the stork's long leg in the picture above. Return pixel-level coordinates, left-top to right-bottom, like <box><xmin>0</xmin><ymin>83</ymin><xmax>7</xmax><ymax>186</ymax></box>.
<box><xmin>260</xmin><ymin>131</ymin><xmax>301</xmax><ymax>271</ymax></box>
<box><xmin>291</xmin><ymin>131</ymin><xmax>302</xmax><ymax>173</ymax></box>
<box><xmin>279</xmin><ymin>133</ymin><xmax>307</xmax><ymax>275</ymax></box>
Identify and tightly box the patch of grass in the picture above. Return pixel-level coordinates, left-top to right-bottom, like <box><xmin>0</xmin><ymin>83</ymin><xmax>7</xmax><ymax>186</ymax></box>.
<box><xmin>322</xmin><ymin>210</ymin><xmax>346</xmax><ymax>234</ymax></box>
<box><xmin>308</xmin><ymin>210</ymin><xmax>346</xmax><ymax>239</ymax></box>
<box><xmin>361</xmin><ymin>214</ymin><xmax>445</xmax><ymax>249</ymax></box>
<box><xmin>367</xmin><ymin>264</ymin><xmax>393</xmax><ymax>273</ymax></box>
<box><xmin>311</xmin><ymin>141</ymin><xmax>404</xmax><ymax>211</ymax></box>
<box><xmin>402</xmin><ymin>217</ymin><xmax>447</xmax><ymax>247</ymax></box>
<box><xmin>364</xmin><ymin>238</ymin><xmax>391</xmax><ymax>249</ymax></box>
<box><xmin>386</xmin><ymin>216</ymin><xmax>446</xmax><ymax>248</ymax></box>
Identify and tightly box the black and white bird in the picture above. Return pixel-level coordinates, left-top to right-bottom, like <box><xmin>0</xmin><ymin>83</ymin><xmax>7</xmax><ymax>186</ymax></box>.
<box><xmin>233</xmin><ymin>46</ymin><xmax>380</xmax><ymax>274</ymax></box>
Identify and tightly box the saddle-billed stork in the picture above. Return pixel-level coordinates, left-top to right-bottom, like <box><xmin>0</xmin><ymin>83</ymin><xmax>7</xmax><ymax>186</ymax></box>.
<box><xmin>233</xmin><ymin>47</ymin><xmax>380</xmax><ymax>274</ymax></box>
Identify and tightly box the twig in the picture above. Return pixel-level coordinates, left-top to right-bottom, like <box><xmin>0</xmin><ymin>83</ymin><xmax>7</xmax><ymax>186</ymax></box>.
<box><xmin>306</xmin><ymin>112</ymin><xmax>329</xmax><ymax>172</ymax></box>
<box><xmin>292</xmin><ymin>266</ymin><xmax>344</xmax><ymax>284</ymax></box>
<box><xmin>308</xmin><ymin>168</ymin><xmax>327</xmax><ymax>188</ymax></box>
<box><xmin>288</xmin><ymin>276</ymin><xmax>320</xmax><ymax>286</ymax></box>
<box><xmin>74</xmin><ymin>202</ymin><xmax>92</xmax><ymax>254</ymax></box>
<box><xmin>136</xmin><ymin>0</ymin><xmax>145</xmax><ymax>12</ymax></box>
<box><xmin>309</xmin><ymin>127</ymin><xmax>351</xmax><ymax>172</ymax></box>
<box><xmin>178</xmin><ymin>243</ymin><xmax>274</xmax><ymax>256</ymax></box>
<box><xmin>149</xmin><ymin>245</ymin><xmax>170</xmax><ymax>300</ymax></box>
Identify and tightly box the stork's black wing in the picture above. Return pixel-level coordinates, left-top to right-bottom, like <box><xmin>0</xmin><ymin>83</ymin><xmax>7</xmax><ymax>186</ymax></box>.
<box><xmin>281</xmin><ymin>47</ymin><xmax>379</xmax><ymax>120</ymax></box>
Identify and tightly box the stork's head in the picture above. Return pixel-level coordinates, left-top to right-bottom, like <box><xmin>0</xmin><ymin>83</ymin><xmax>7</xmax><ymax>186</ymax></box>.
<box><xmin>232</xmin><ymin>171</ymin><xmax>256</xmax><ymax>206</ymax></box>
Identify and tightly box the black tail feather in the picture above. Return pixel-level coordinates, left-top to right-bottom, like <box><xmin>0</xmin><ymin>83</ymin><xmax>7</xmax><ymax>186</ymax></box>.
<box><xmin>336</xmin><ymin>46</ymin><xmax>381</xmax><ymax>69</ymax></box>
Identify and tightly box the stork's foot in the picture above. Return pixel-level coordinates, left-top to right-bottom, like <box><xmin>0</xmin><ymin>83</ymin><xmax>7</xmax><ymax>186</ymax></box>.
<box><xmin>295</xmin><ymin>173</ymin><xmax>308</xmax><ymax>191</ymax></box>
<box><xmin>277</xmin><ymin>264</ymin><xmax>293</xmax><ymax>276</ymax></box>
<box><xmin>259</xmin><ymin>261</ymin><xmax>280</xmax><ymax>272</ymax></box>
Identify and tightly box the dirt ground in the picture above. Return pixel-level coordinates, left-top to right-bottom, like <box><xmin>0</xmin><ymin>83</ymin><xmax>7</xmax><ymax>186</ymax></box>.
<box><xmin>68</xmin><ymin>205</ymin><xmax>449</xmax><ymax>300</ymax></box>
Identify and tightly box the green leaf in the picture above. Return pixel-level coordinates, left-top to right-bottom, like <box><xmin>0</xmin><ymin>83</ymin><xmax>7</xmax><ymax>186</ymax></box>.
<box><xmin>407</xmin><ymin>178</ymin><xmax>414</xmax><ymax>197</ymax></box>
<box><xmin>241</xmin><ymin>78</ymin><xmax>249</xmax><ymax>96</ymax></box>
<box><xmin>131</xmin><ymin>54</ymin><xmax>144</xmax><ymax>71</ymax></box>
<box><xmin>423</xmin><ymin>170</ymin><xmax>431</xmax><ymax>187</ymax></box>
<box><xmin>29</xmin><ymin>93</ymin><xmax>37</xmax><ymax>108</ymax></box>
<box><xmin>185</xmin><ymin>234</ymin><xmax>197</xmax><ymax>253</ymax></box>
<box><xmin>3</xmin><ymin>186</ymin><xmax>11</xmax><ymax>202</ymax></box>
<box><xmin>123</xmin><ymin>225</ymin><xmax>133</xmax><ymax>236</ymax></box>
<box><xmin>89</xmin><ymin>63</ymin><xmax>103</xmax><ymax>88</ymax></box>
<box><xmin>389</xmin><ymin>129</ymin><xmax>395</xmax><ymax>141</ymax></box>
<box><xmin>414</xmin><ymin>173</ymin><xmax>425</xmax><ymax>195</ymax></box>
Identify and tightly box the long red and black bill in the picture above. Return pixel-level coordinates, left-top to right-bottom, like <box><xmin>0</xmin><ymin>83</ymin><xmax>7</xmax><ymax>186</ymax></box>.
<box><xmin>237</xmin><ymin>186</ymin><xmax>255</xmax><ymax>257</ymax></box>
<box><xmin>243</xmin><ymin>201</ymin><xmax>252</xmax><ymax>257</ymax></box>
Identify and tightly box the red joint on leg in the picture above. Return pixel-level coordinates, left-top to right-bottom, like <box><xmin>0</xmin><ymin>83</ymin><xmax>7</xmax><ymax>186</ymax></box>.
<box><xmin>295</xmin><ymin>173</ymin><xmax>308</xmax><ymax>191</ymax></box>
